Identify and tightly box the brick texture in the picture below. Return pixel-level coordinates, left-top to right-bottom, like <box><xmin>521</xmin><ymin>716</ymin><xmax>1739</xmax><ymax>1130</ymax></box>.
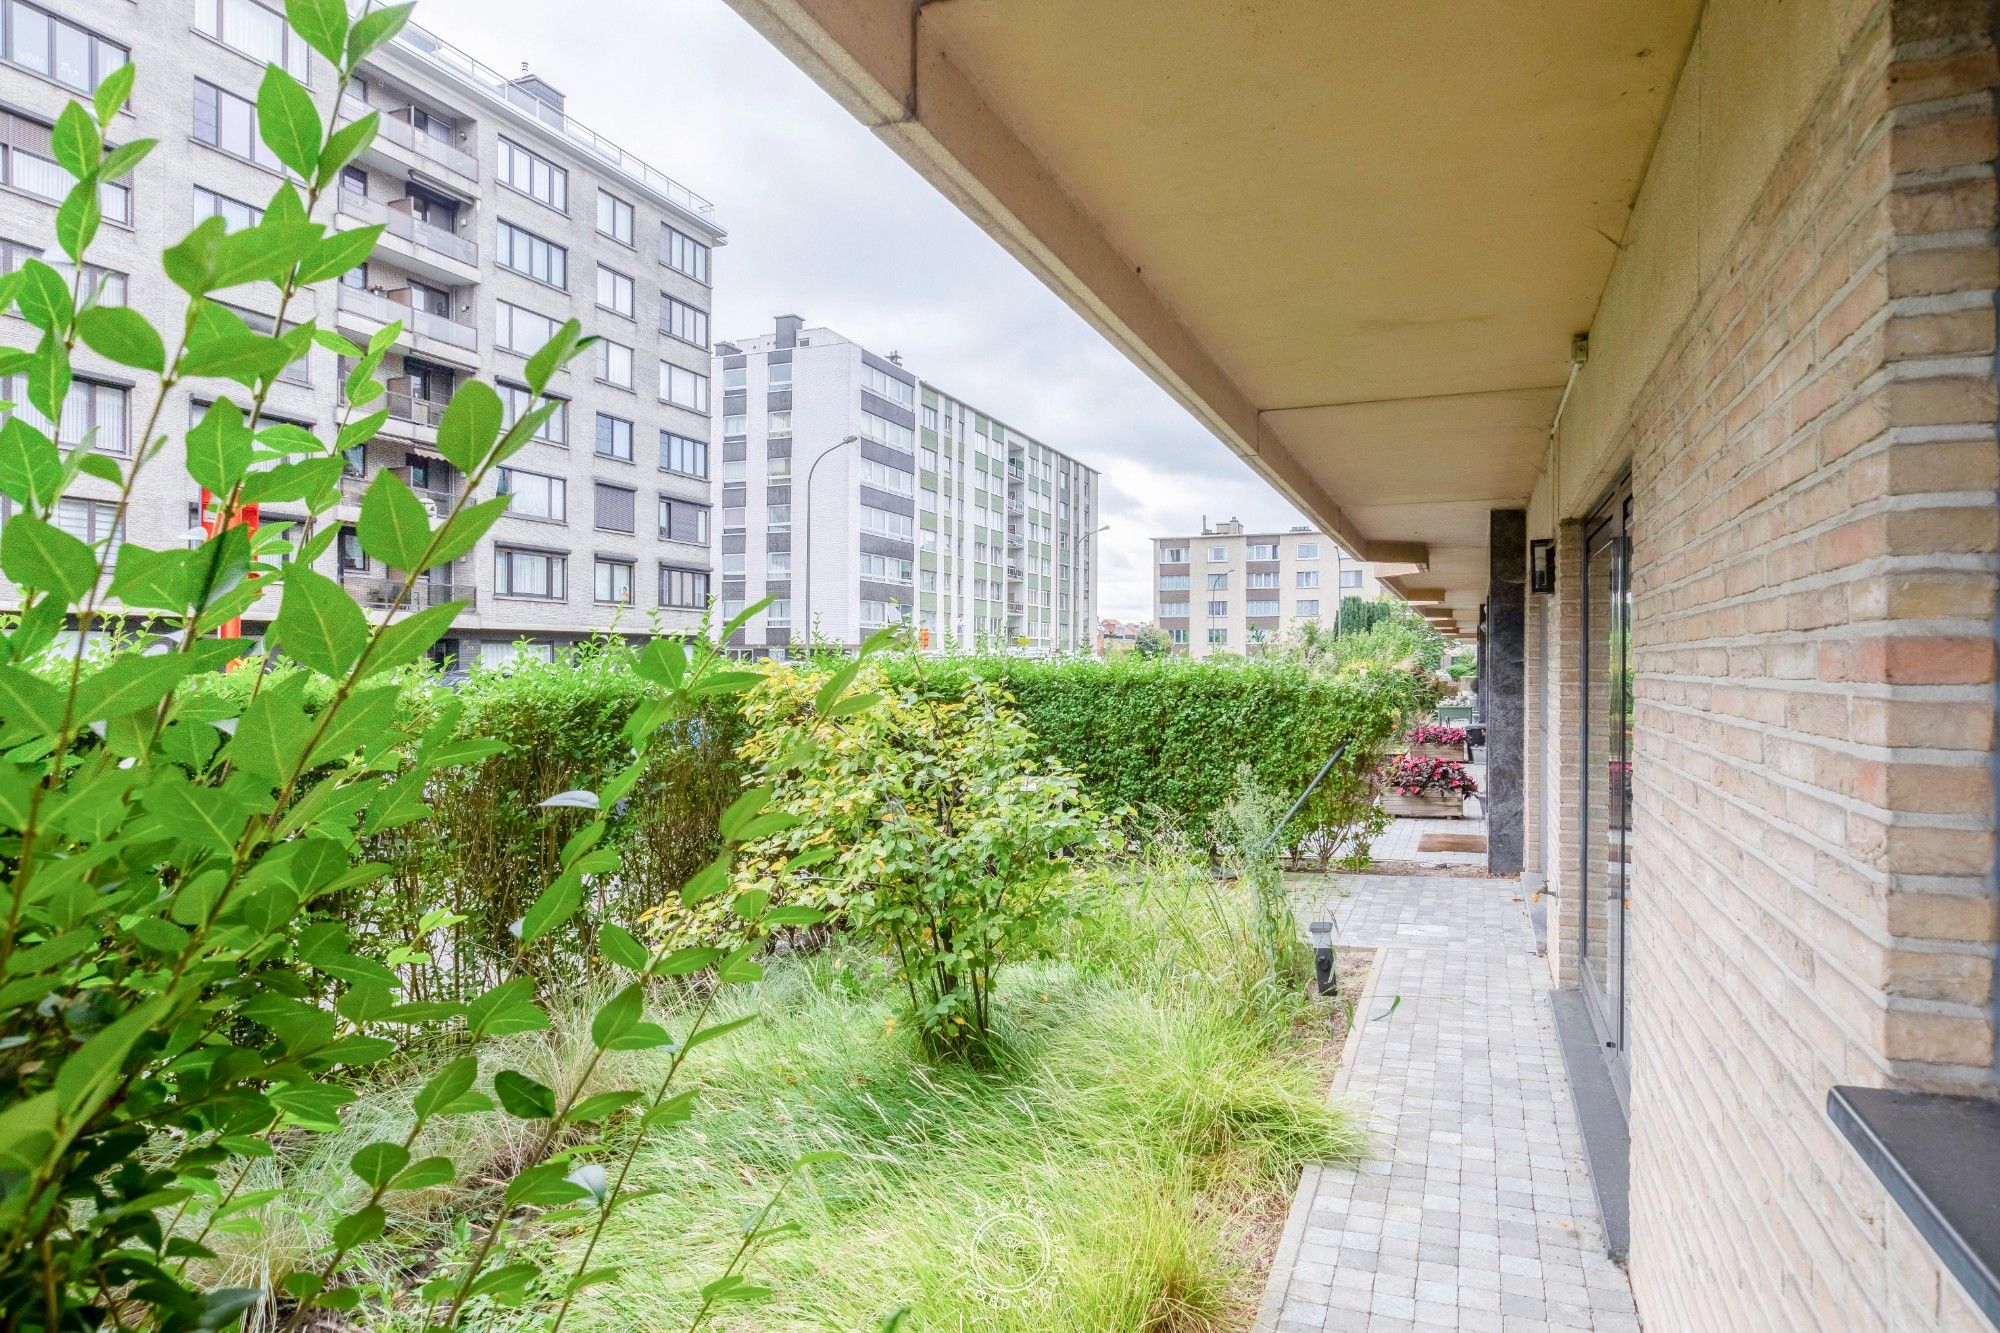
<box><xmin>1599</xmin><ymin>2</ymin><xmax>1999</xmax><ymax>1329</ymax></box>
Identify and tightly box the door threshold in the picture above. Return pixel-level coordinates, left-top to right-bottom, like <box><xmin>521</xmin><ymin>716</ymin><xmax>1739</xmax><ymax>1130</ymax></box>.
<box><xmin>1548</xmin><ymin>987</ymin><xmax>1631</xmax><ymax>1262</ymax></box>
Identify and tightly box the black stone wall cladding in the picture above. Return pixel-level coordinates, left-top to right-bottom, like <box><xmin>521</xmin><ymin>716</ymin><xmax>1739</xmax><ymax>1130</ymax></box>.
<box><xmin>766</xmin><ymin>532</ymin><xmax>791</xmax><ymax>554</ymax></box>
<box><xmin>722</xmin><ymin>532</ymin><xmax>746</xmax><ymax>554</ymax></box>
<box><xmin>721</xmin><ymin>483</ymin><xmax>747</xmax><ymax>504</ymax></box>
<box><xmin>764</xmin><ymin>578</ymin><xmax>791</xmax><ymax>594</ymax></box>
<box><xmin>765</xmin><ymin>485</ymin><xmax>790</xmax><ymax>505</ymax></box>
<box><xmin>721</xmin><ymin>353</ymin><xmax>747</xmax><ymax>370</ymax></box>
<box><xmin>858</xmin><ymin>534</ymin><xmax>914</xmax><ymax>560</ymax></box>
<box><xmin>766</xmin><ymin>390</ymin><xmax>792</xmax><ymax>412</ymax></box>
<box><xmin>768</xmin><ymin>438</ymin><xmax>793</xmax><ymax>459</ymax></box>
<box><xmin>723</xmin><ymin>440</ymin><xmax>747</xmax><ymax>461</ymax></box>
<box><xmin>858</xmin><ymin>484</ymin><xmax>915</xmax><ymax>516</ymax></box>
<box><xmin>859</xmin><ymin>439</ymin><xmax>915</xmax><ymax>471</ymax></box>
<box><xmin>722</xmin><ymin>391</ymin><xmax>747</xmax><ymax>414</ymax></box>
<box><xmin>767</xmin><ymin>349</ymin><xmax>792</xmax><ymax>365</ymax></box>
<box><xmin>860</xmin><ymin>348</ymin><xmax>915</xmax><ymax>385</ymax></box>
<box><xmin>860</xmin><ymin>391</ymin><xmax>916</xmax><ymax>428</ymax></box>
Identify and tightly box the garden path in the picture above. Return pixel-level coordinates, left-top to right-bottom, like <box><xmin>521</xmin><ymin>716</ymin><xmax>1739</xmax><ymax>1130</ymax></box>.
<box><xmin>1260</xmin><ymin>870</ymin><xmax>1641</xmax><ymax>1333</ymax></box>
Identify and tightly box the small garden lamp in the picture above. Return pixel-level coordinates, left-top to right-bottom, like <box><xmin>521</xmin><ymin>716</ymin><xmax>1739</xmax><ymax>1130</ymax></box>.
<box><xmin>1307</xmin><ymin>920</ymin><xmax>1336</xmax><ymax>997</ymax></box>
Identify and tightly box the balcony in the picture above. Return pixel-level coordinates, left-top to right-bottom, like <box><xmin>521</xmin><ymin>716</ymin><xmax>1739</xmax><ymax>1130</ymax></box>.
<box><xmin>348</xmin><ymin>103</ymin><xmax>482</xmax><ymax>190</ymax></box>
<box><xmin>335</xmin><ymin>191</ymin><xmax>480</xmax><ymax>286</ymax></box>
<box><xmin>335</xmin><ymin>284</ymin><xmax>480</xmax><ymax>370</ymax></box>
<box><xmin>341</xmin><ymin>572</ymin><xmax>475</xmax><ymax>613</ymax></box>
<box><xmin>339</xmin><ymin>466</ymin><xmax>461</xmax><ymax>518</ymax></box>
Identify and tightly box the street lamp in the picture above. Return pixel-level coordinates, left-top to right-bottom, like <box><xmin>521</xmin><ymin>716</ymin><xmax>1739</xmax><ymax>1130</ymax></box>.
<box><xmin>796</xmin><ymin>433</ymin><xmax>859</xmax><ymax>654</ymax></box>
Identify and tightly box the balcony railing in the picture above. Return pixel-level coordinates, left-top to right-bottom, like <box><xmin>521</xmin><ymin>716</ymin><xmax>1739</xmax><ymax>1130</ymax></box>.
<box><xmin>336</xmin><ymin>191</ymin><xmax>479</xmax><ymax>267</ymax></box>
<box><xmin>342</xmin><ymin>573</ymin><xmax>475</xmax><ymax>611</ymax></box>
<box><xmin>335</xmin><ymin>284</ymin><xmax>478</xmax><ymax>353</ymax></box>
<box><xmin>387</xmin><ymin>392</ymin><xmax>446</xmax><ymax>430</ymax></box>
<box><xmin>340</xmin><ymin>468</ymin><xmax>460</xmax><ymax>517</ymax></box>
<box><xmin>372</xmin><ymin>110</ymin><xmax>480</xmax><ymax>181</ymax></box>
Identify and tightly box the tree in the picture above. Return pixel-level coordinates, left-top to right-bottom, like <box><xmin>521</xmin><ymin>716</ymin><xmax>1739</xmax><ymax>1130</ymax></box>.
<box><xmin>1133</xmin><ymin>623</ymin><xmax>1172</xmax><ymax>657</ymax></box>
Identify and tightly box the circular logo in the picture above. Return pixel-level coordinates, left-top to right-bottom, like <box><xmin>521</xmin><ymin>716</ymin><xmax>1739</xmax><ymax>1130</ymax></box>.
<box><xmin>966</xmin><ymin>1210</ymin><xmax>1053</xmax><ymax>1297</ymax></box>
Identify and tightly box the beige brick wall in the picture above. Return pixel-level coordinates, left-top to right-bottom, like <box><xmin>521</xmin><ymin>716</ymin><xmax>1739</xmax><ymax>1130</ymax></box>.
<box><xmin>1544</xmin><ymin>521</ymin><xmax>1588</xmax><ymax>989</ymax></box>
<box><xmin>1571</xmin><ymin>0</ymin><xmax>2000</xmax><ymax>1328</ymax></box>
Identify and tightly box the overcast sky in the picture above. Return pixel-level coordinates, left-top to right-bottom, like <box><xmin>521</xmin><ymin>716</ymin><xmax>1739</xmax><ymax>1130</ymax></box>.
<box><xmin>415</xmin><ymin>0</ymin><xmax>1310</xmax><ymax>621</ymax></box>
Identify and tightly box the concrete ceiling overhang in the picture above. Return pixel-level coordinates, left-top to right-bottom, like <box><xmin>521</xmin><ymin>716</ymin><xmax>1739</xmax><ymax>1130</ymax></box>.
<box><xmin>726</xmin><ymin>0</ymin><xmax>1702</xmax><ymax>634</ymax></box>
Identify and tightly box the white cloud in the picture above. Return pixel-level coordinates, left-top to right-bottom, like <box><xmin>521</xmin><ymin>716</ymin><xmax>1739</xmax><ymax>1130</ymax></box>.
<box><xmin>414</xmin><ymin>0</ymin><xmax>1308</xmax><ymax>619</ymax></box>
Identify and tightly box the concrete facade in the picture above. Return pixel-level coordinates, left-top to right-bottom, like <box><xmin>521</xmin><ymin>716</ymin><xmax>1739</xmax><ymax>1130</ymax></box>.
<box><xmin>0</xmin><ymin>0</ymin><xmax>724</xmax><ymax>664</ymax></box>
<box><xmin>715</xmin><ymin>316</ymin><xmax>1098</xmax><ymax>655</ymax></box>
<box><xmin>1152</xmin><ymin>519</ymin><xmax>1385</xmax><ymax>659</ymax></box>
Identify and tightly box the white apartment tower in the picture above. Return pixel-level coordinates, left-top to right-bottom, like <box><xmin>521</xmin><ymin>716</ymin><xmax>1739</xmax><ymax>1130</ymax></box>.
<box><xmin>1153</xmin><ymin>519</ymin><xmax>1384</xmax><ymax>658</ymax></box>
<box><xmin>715</xmin><ymin>317</ymin><xmax>1100</xmax><ymax>655</ymax></box>
<box><xmin>0</xmin><ymin>0</ymin><xmax>725</xmax><ymax>666</ymax></box>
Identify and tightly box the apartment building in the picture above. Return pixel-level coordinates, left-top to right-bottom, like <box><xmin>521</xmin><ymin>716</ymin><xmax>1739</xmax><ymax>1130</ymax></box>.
<box><xmin>0</xmin><ymin>0</ymin><xmax>724</xmax><ymax>665</ymax></box>
<box><xmin>1153</xmin><ymin>519</ymin><xmax>1381</xmax><ymax>658</ymax></box>
<box><xmin>714</xmin><ymin>315</ymin><xmax>1099</xmax><ymax>655</ymax></box>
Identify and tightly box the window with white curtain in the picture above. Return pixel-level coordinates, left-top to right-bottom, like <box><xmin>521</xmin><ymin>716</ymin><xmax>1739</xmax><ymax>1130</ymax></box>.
<box><xmin>660</xmin><ymin>362</ymin><xmax>709</xmax><ymax>412</ymax></box>
<box><xmin>496</xmin><ymin>547</ymin><xmax>566</xmax><ymax>599</ymax></box>
<box><xmin>195</xmin><ymin>0</ymin><xmax>308</xmax><ymax>78</ymax></box>
<box><xmin>1</xmin><ymin>373</ymin><xmax>127</xmax><ymax>453</ymax></box>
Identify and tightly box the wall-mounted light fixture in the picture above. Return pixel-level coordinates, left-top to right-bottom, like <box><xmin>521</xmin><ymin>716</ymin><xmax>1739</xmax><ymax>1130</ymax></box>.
<box><xmin>1530</xmin><ymin>539</ymin><xmax>1556</xmax><ymax>595</ymax></box>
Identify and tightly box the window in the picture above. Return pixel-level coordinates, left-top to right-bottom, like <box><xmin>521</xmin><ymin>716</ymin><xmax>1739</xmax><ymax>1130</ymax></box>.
<box><xmin>581</xmin><ymin>339</ymin><xmax>631</xmax><ymax>390</ymax></box>
<box><xmin>1208</xmin><ymin>628</ymin><xmax>1227</xmax><ymax>646</ymax></box>
<box><xmin>860</xmin><ymin>457</ymin><xmax>914</xmax><ymax>496</ymax></box>
<box><xmin>860</xmin><ymin>505</ymin><xmax>913</xmax><ymax>540</ymax></box>
<box><xmin>1206</xmin><ymin>600</ymin><xmax>1228</xmax><ymax>617</ymax></box>
<box><xmin>767</xmin><ymin>360</ymin><xmax>792</xmax><ymax>387</ymax></box>
<box><xmin>1158</xmin><ymin>600</ymin><xmax>1189</xmax><ymax>617</ymax></box>
<box><xmin>1</xmin><ymin>373</ymin><xmax>127</xmax><ymax>453</ymax></box>
<box><xmin>193</xmin><ymin>80</ymin><xmax>283</xmax><ymax>172</ymax></box>
<box><xmin>47</xmin><ymin>496</ymin><xmax>121</xmax><ymax>562</ymax></box>
<box><xmin>1160</xmin><ymin>546</ymin><xmax>1188</xmax><ymax>563</ymax></box>
<box><xmin>1207</xmin><ymin>545</ymin><xmax>1227</xmax><ymax>562</ymax></box>
<box><xmin>1169</xmin><ymin>628</ymin><xmax>1188</xmax><ymax>646</ymax></box>
<box><xmin>661</xmin><ymin>223</ymin><xmax>708</xmax><ymax>282</ymax></box>
<box><xmin>767</xmin><ymin>550</ymin><xmax>791</xmax><ymax>578</ymax></box>
<box><xmin>922</xmin><ymin>406</ymin><xmax>939</xmax><ymax>432</ymax></box>
<box><xmin>860</xmin><ymin>552</ymin><xmax>913</xmax><ymax>583</ymax></box>
<box><xmin>1</xmin><ymin>240</ymin><xmax>125</xmax><ymax>305</ymax></box>
<box><xmin>860</xmin><ymin>599</ymin><xmax>904</xmax><ymax>629</ymax></box>
<box><xmin>195</xmin><ymin>0</ymin><xmax>307</xmax><ymax>78</ymax></box>
<box><xmin>1296</xmin><ymin>570</ymin><xmax>1320</xmax><ymax>589</ymax></box>
<box><xmin>0</xmin><ymin>111</ymin><xmax>127</xmax><ymax>219</ymax></box>
<box><xmin>860</xmin><ymin>411</ymin><xmax>914</xmax><ymax>452</ymax></box>
<box><xmin>593</xmin><ymin>481</ymin><xmax>635</xmax><ymax>533</ymax></box>
<box><xmin>721</xmin><ymin>414</ymin><xmax>747</xmax><ymax>437</ymax></box>
<box><xmin>661</xmin><ymin>431</ymin><xmax>707</xmax><ymax>478</ymax></box>
<box><xmin>596</xmin><ymin>190</ymin><xmax>633</xmax><ymax>244</ymax></box>
<box><xmin>593</xmin><ymin>558</ymin><xmax>634</xmax><ymax>605</ymax></box>
<box><xmin>498</xmin><ymin>137</ymin><xmax>567</xmax><ymax>211</ymax></box>
<box><xmin>1206</xmin><ymin>573</ymin><xmax>1228</xmax><ymax>590</ymax></box>
<box><xmin>721</xmin><ymin>459</ymin><xmax>746</xmax><ymax>483</ymax></box>
<box><xmin>496</xmin><ymin>220</ymin><xmax>567</xmax><ymax>287</ymax></box>
<box><xmin>1341</xmin><ymin>569</ymin><xmax>1364</xmax><ymax>588</ymax></box>
<box><xmin>1247</xmin><ymin>570</ymin><xmax>1279</xmax><ymax>589</ymax></box>
<box><xmin>767</xmin><ymin>598</ymin><xmax>791</xmax><ymax>627</ymax></box>
<box><xmin>1296</xmin><ymin>599</ymin><xmax>1320</xmax><ymax>616</ymax></box>
<box><xmin>660</xmin><ymin>295</ymin><xmax>708</xmax><ymax>348</ymax></box>
<box><xmin>594</xmin><ymin>413</ymin><xmax>633</xmax><ymax>461</ymax></box>
<box><xmin>768</xmin><ymin>503</ymin><xmax>790</xmax><ymax>529</ymax></box>
<box><xmin>1296</xmin><ymin>542</ymin><xmax>1319</xmax><ymax>560</ymax></box>
<box><xmin>195</xmin><ymin>186</ymin><xmax>260</xmax><ymax>231</ymax></box>
<box><xmin>722</xmin><ymin>505</ymin><xmax>745</xmax><ymax>531</ymax></box>
<box><xmin>496</xmin><ymin>301</ymin><xmax>561</xmax><ymax>356</ymax></box>
<box><xmin>479</xmin><ymin>639</ymin><xmax>554</xmax><ymax>667</ymax></box>
<box><xmin>659</xmin><ymin>497</ymin><xmax>708</xmax><ymax>544</ymax></box>
<box><xmin>660</xmin><ymin>565</ymin><xmax>710</xmax><ymax>609</ymax></box>
<box><xmin>862</xmin><ymin>364</ymin><xmax>915</xmax><ymax>406</ymax></box>
<box><xmin>921</xmin><ymin>447</ymin><xmax>938</xmax><ymax>472</ymax></box>
<box><xmin>768</xmin><ymin>453</ymin><xmax>792</xmax><ymax>480</ymax></box>
<box><xmin>1158</xmin><ymin>574</ymin><xmax>1190</xmax><ymax>591</ymax></box>
<box><xmin>498</xmin><ymin>382</ymin><xmax>566</xmax><ymax>444</ymax></box>
<box><xmin>1248</xmin><ymin>543</ymin><xmax>1279</xmax><ymax>560</ymax></box>
<box><xmin>721</xmin><ymin>551</ymin><xmax>745</xmax><ymax>577</ymax></box>
<box><xmin>495</xmin><ymin>467</ymin><xmax>565</xmax><ymax>521</ymax></box>
<box><xmin>660</xmin><ymin>362</ymin><xmax>709</xmax><ymax>412</ymax></box>
<box><xmin>723</xmin><ymin>364</ymin><xmax>746</xmax><ymax>391</ymax></box>
<box><xmin>497</xmin><ymin>547</ymin><xmax>566</xmax><ymax>598</ymax></box>
<box><xmin>1247</xmin><ymin>598</ymin><xmax>1279</xmax><ymax>616</ymax></box>
<box><xmin>6</xmin><ymin>1</ymin><xmax>127</xmax><ymax>93</ymax></box>
<box><xmin>596</xmin><ymin>265</ymin><xmax>634</xmax><ymax>317</ymax></box>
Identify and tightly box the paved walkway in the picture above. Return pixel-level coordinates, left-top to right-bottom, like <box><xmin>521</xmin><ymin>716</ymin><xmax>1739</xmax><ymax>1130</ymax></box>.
<box><xmin>1261</xmin><ymin>872</ymin><xmax>1639</xmax><ymax>1333</ymax></box>
<box><xmin>1367</xmin><ymin>756</ymin><xmax>1488</xmax><ymax>869</ymax></box>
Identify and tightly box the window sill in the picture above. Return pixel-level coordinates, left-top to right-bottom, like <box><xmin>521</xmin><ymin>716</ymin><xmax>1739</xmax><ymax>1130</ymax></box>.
<box><xmin>493</xmin><ymin>593</ymin><xmax>569</xmax><ymax>604</ymax></box>
<box><xmin>1828</xmin><ymin>1086</ymin><xmax>2000</xmax><ymax>1327</ymax></box>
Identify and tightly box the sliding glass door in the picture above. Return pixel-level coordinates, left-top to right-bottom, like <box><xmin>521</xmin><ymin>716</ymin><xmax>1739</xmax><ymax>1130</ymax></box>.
<box><xmin>1579</xmin><ymin>482</ymin><xmax>1632</xmax><ymax>1097</ymax></box>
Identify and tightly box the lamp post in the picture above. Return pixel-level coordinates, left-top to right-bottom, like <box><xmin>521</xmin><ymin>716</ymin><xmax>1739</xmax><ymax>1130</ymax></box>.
<box><xmin>796</xmin><ymin>433</ymin><xmax>859</xmax><ymax>654</ymax></box>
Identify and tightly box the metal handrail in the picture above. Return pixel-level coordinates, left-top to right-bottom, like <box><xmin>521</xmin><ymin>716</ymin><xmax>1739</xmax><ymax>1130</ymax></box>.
<box><xmin>336</xmin><ymin>191</ymin><xmax>480</xmax><ymax>266</ymax></box>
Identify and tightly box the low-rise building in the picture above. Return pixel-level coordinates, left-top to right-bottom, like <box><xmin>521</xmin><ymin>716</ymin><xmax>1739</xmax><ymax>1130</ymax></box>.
<box><xmin>1152</xmin><ymin>520</ymin><xmax>1382</xmax><ymax>657</ymax></box>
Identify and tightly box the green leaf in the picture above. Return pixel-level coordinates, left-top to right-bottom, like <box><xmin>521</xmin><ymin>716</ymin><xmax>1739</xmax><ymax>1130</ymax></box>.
<box><xmin>424</xmin><ymin>495</ymin><xmax>509</xmax><ymax>567</ymax></box>
<box><xmin>434</xmin><ymin>381</ymin><xmax>503</xmax><ymax>474</ymax></box>
<box><xmin>346</xmin><ymin>3</ymin><xmax>416</xmax><ymax>63</ymax></box>
<box><xmin>517</xmin><ymin>866</ymin><xmax>585</xmax><ymax>944</ymax></box>
<box><xmin>361</xmin><ymin>601</ymin><xmax>467</xmax><ymax>678</ymax></box>
<box><xmin>522</xmin><ymin>318</ymin><xmax>583</xmax><ymax>395</ymax></box>
<box><xmin>50</xmin><ymin>102</ymin><xmax>99</xmax><ymax>179</ymax></box>
<box><xmin>163</xmin><ymin>216</ymin><xmax>227</xmax><ymax>296</ymax></box>
<box><xmin>207</xmin><ymin>221</ymin><xmax>324</xmax><ymax>293</ymax></box>
<box><xmin>296</xmin><ymin>222</ymin><xmax>383</xmax><ymax>285</ymax></box>
<box><xmin>27</xmin><ymin>331</ymin><xmax>69</xmax><ymax>426</ymax></box>
<box><xmin>1</xmin><ymin>513</ymin><xmax>98</xmax><ymax>601</ymax></box>
<box><xmin>331</xmin><ymin>1204</ymin><xmax>384</xmax><ymax>1250</ymax></box>
<box><xmin>390</xmin><ymin>1156</ymin><xmax>454</xmax><ymax>1192</ymax></box>
<box><xmin>54</xmin><ymin>997</ymin><xmax>163</xmax><ymax>1117</ymax></box>
<box><xmin>272</xmin><ymin>567</ymin><xmax>369</xmax><ymax>678</ymax></box>
<box><xmin>0</xmin><ymin>416</ymin><xmax>64</xmax><ymax>509</ymax></box>
<box><xmin>493</xmin><ymin>1069</ymin><xmax>556</xmax><ymax>1120</ymax></box>
<box><xmin>286</xmin><ymin>0</ymin><xmax>350</xmax><ymax>66</ymax></box>
<box><xmin>10</xmin><ymin>261</ymin><xmax>72</xmax><ymax>334</ymax></box>
<box><xmin>74</xmin><ymin>306</ymin><xmax>164</xmax><ymax>373</ymax></box>
<box><xmin>598</xmin><ymin>923</ymin><xmax>650</xmax><ymax>971</ymax></box>
<box><xmin>72</xmin><ymin>653</ymin><xmax>194</xmax><ymax>723</ymax></box>
<box><xmin>94</xmin><ymin>61</ymin><xmax>136</xmax><ymax>126</ymax></box>
<box><xmin>356</xmin><ymin>470</ymin><xmax>433</xmax><ymax>571</ymax></box>
<box><xmin>590</xmin><ymin>983</ymin><xmax>645</xmax><ymax>1049</ymax></box>
<box><xmin>185</xmin><ymin>399</ymin><xmax>252</xmax><ymax>494</ymax></box>
<box><xmin>349</xmin><ymin>1142</ymin><xmax>410</xmax><ymax>1189</ymax></box>
<box><xmin>411</xmin><ymin>1055</ymin><xmax>477</xmax><ymax>1120</ymax></box>
<box><xmin>180</xmin><ymin>333</ymin><xmax>293</xmax><ymax>384</ymax></box>
<box><xmin>108</xmin><ymin>544</ymin><xmax>200</xmax><ymax>613</ymax></box>
<box><xmin>54</xmin><ymin>179</ymin><xmax>101</xmax><ymax>266</ymax></box>
<box><xmin>503</xmin><ymin>1163</ymin><xmax>588</xmax><ymax>1209</ymax></box>
<box><xmin>318</xmin><ymin>110</ymin><xmax>380</xmax><ymax>186</ymax></box>
<box><xmin>257</xmin><ymin>65</ymin><xmax>322</xmax><ymax>178</ymax></box>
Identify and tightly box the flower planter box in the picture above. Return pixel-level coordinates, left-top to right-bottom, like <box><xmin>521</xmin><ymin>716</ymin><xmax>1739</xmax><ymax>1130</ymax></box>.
<box><xmin>1382</xmin><ymin>791</ymin><xmax>1467</xmax><ymax>818</ymax></box>
<box><xmin>1406</xmin><ymin>743</ymin><xmax>1465</xmax><ymax>759</ymax></box>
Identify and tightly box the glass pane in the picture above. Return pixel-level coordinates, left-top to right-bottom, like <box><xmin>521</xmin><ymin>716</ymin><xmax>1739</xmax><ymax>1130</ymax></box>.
<box><xmin>1580</xmin><ymin>504</ymin><xmax>1632</xmax><ymax>1050</ymax></box>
